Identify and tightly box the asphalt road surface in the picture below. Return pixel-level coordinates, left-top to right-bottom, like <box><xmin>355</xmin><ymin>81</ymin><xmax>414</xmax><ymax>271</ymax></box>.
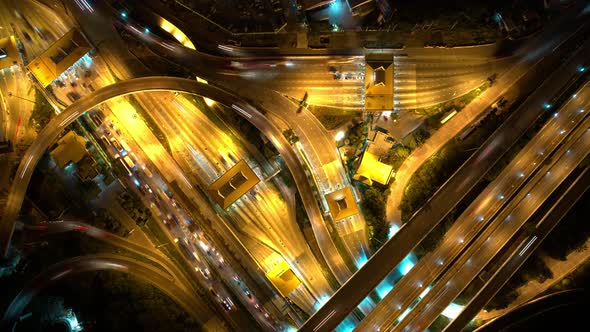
<box><xmin>445</xmin><ymin>167</ymin><xmax>590</xmax><ymax>332</ymax></box>
<box><xmin>394</xmin><ymin>114</ymin><xmax>590</xmax><ymax>332</ymax></box>
<box><xmin>357</xmin><ymin>81</ymin><xmax>590</xmax><ymax>331</ymax></box>
<box><xmin>300</xmin><ymin>15</ymin><xmax>590</xmax><ymax>332</ymax></box>
<box><xmin>1</xmin><ymin>254</ymin><xmax>220</xmax><ymax>331</ymax></box>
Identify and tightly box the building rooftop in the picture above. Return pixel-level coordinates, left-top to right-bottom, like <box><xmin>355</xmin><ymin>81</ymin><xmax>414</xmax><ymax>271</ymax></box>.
<box><xmin>76</xmin><ymin>155</ymin><xmax>98</xmax><ymax>181</ymax></box>
<box><xmin>50</xmin><ymin>131</ymin><xmax>88</xmax><ymax>169</ymax></box>
<box><xmin>367</xmin><ymin>129</ymin><xmax>394</xmax><ymax>157</ymax></box>
<box><xmin>353</xmin><ymin>151</ymin><xmax>394</xmax><ymax>185</ymax></box>
<box><xmin>0</xmin><ymin>36</ymin><xmax>21</xmax><ymax>70</ymax></box>
<box><xmin>265</xmin><ymin>260</ymin><xmax>302</xmax><ymax>297</ymax></box>
<box><xmin>27</xmin><ymin>28</ymin><xmax>90</xmax><ymax>87</ymax></box>
<box><xmin>365</xmin><ymin>54</ymin><xmax>394</xmax><ymax>111</ymax></box>
<box><xmin>325</xmin><ymin>186</ymin><xmax>359</xmax><ymax>221</ymax></box>
<box><xmin>207</xmin><ymin>160</ymin><xmax>260</xmax><ymax>209</ymax></box>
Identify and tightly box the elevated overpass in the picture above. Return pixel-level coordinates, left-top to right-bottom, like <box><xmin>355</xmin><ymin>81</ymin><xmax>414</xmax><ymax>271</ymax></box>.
<box><xmin>0</xmin><ymin>77</ymin><xmax>347</xmax><ymax>289</ymax></box>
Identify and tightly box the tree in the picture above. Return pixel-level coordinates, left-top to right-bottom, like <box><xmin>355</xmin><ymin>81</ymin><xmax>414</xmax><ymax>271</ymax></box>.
<box><xmin>360</xmin><ymin>185</ymin><xmax>390</xmax><ymax>251</ymax></box>
<box><xmin>29</xmin><ymin>90</ymin><xmax>54</xmax><ymax>133</ymax></box>
<box><xmin>382</xmin><ymin>145</ymin><xmax>412</xmax><ymax>170</ymax></box>
<box><xmin>407</xmin><ymin>128</ymin><xmax>431</xmax><ymax>149</ymax></box>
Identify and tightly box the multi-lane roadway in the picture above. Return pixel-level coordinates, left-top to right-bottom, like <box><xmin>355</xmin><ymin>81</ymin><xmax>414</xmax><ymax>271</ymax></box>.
<box><xmin>396</xmin><ymin>114</ymin><xmax>590</xmax><ymax>332</ymax></box>
<box><xmin>393</xmin><ymin>55</ymin><xmax>506</xmax><ymax>110</ymax></box>
<box><xmin>131</xmin><ymin>91</ymin><xmax>333</xmax><ymax>310</ymax></box>
<box><xmin>300</xmin><ymin>14</ymin><xmax>590</xmax><ymax>331</ymax></box>
<box><xmin>0</xmin><ymin>76</ymin><xmax>353</xmax><ymax>328</ymax></box>
<box><xmin>356</xmin><ymin>80</ymin><xmax>590</xmax><ymax>331</ymax></box>
<box><xmin>445</xmin><ymin>166</ymin><xmax>590</xmax><ymax>331</ymax></box>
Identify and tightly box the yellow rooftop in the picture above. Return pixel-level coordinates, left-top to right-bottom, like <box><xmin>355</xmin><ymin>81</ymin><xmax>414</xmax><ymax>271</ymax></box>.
<box><xmin>0</xmin><ymin>36</ymin><xmax>21</xmax><ymax>70</ymax></box>
<box><xmin>27</xmin><ymin>28</ymin><xmax>90</xmax><ymax>87</ymax></box>
<box><xmin>353</xmin><ymin>151</ymin><xmax>394</xmax><ymax>185</ymax></box>
<box><xmin>325</xmin><ymin>186</ymin><xmax>359</xmax><ymax>221</ymax></box>
<box><xmin>265</xmin><ymin>260</ymin><xmax>301</xmax><ymax>297</ymax></box>
<box><xmin>365</xmin><ymin>54</ymin><xmax>394</xmax><ymax>111</ymax></box>
<box><xmin>207</xmin><ymin>160</ymin><xmax>260</xmax><ymax>209</ymax></box>
<box><xmin>50</xmin><ymin>131</ymin><xmax>88</xmax><ymax>168</ymax></box>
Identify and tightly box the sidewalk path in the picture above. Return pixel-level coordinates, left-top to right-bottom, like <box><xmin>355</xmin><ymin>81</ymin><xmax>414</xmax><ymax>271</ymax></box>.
<box><xmin>386</xmin><ymin>49</ymin><xmax>547</xmax><ymax>225</ymax></box>
<box><xmin>386</xmin><ymin>80</ymin><xmax>500</xmax><ymax>225</ymax></box>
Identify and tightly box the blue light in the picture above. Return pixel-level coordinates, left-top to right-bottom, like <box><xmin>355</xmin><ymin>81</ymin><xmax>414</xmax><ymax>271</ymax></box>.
<box><xmin>83</xmin><ymin>54</ymin><xmax>92</xmax><ymax>67</ymax></box>
<box><xmin>356</xmin><ymin>249</ymin><xmax>368</xmax><ymax>268</ymax></box>
<box><xmin>144</xmin><ymin>27</ymin><xmax>150</xmax><ymax>34</ymax></box>
<box><xmin>442</xmin><ymin>302</ymin><xmax>465</xmax><ymax>319</ymax></box>
<box><xmin>389</xmin><ymin>224</ymin><xmax>400</xmax><ymax>238</ymax></box>
<box><xmin>121</xmin><ymin>11</ymin><xmax>127</xmax><ymax>18</ymax></box>
<box><xmin>334</xmin><ymin>316</ymin><xmax>357</xmax><ymax>332</ymax></box>
<box><xmin>543</xmin><ymin>103</ymin><xmax>551</xmax><ymax>109</ymax></box>
<box><xmin>132</xmin><ymin>178</ymin><xmax>140</xmax><ymax>187</ymax></box>
<box><xmin>314</xmin><ymin>295</ymin><xmax>330</xmax><ymax>310</ymax></box>
<box><xmin>578</xmin><ymin>66</ymin><xmax>586</xmax><ymax>72</ymax></box>
<box><xmin>329</xmin><ymin>0</ymin><xmax>343</xmax><ymax>13</ymax></box>
<box><xmin>494</xmin><ymin>13</ymin><xmax>503</xmax><ymax>22</ymax></box>
<box><xmin>376</xmin><ymin>280</ymin><xmax>394</xmax><ymax>299</ymax></box>
<box><xmin>400</xmin><ymin>254</ymin><xmax>416</xmax><ymax>276</ymax></box>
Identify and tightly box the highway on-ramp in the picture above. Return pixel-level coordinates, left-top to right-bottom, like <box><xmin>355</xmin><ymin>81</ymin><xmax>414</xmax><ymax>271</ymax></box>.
<box><xmin>23</xmin><ymin>219</ymin><xmax>194</xmax><ymax>292</ymax></box>
<box><xmin>0</xmin><ymin>76</ymin><xmax>339</xmax><ymax>303</ymax></box>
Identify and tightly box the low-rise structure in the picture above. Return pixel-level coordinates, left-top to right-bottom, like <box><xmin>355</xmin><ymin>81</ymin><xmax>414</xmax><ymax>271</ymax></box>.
<box><xmin>50</xmin><ymin>131</ymin><xmax>88</xmax><ymax>169</ymax></box>
<box><xmin>353</xmin><ymin>151</ymin><xmax>394</xmax><ymax>185</ymax></box>
<box><xmin>265</xmin><ymin>260</ymin><xmax>302</xmax><ymax>297</ymax></box>
<box><xmin>365</xmin><ymin>53</ymin><xmax>394</xmax><ymax>111</ymax></box>
<box><xmin>77</xmin><ymin>155</ymin><xmax>99</xmax><ymax>181</ymax></box>
<box><xmin>325</xmin><ymin>186</ymin><xmax>359</xmax><ymax>221</ymax></box>
<box><xmin>367</xmin><ymin>129</ymin><xmax>394</xmax><ymax>157</ymax></box>
<box><xmin>207</xmin><ymin>160</ymin><xmax>260</xmax><ymax>209</ymax></box>
<box><xmin>27</xmin><ymin>28</ymin><xmax>90</xmax><ymax>87</ymax></box>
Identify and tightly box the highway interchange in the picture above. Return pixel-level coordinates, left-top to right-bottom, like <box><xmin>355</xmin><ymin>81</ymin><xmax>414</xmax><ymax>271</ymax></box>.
<box><xmin>301</xmin><ymin>6</ymin><xmax>590</xmax><ymax>329</ymax></box>
<box><xmin>354</xmin><ymin>50</ymin><xmax>590</xmax><ymax>332</ymax></box>
<box><xmin>1</xmin><ymin>1</ymin><xmax>590</xmax><ymax>332</ymax></box>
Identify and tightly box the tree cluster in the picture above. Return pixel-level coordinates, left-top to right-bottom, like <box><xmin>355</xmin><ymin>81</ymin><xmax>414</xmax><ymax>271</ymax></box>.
<box><xmin>51</xmin><ymin>271</ymin><xmax>203</xmax><ymax>332</ymax></box>
<box><xmin>360</xmin><ymin>185</ymin><xmax>390</xmax><ymax>251</ymax></box>
<box><xmin>29</xmin><ymin>90</ymin><xmax>54</xmax><ymax>133</ymax></box>
<box><xmin>399</xmin><ymin>145</ymin><xmax>463</xmax><ymax>223</ymax></box>
<box><xmin>380</xmin><ymin>144</ymin><xmax>411</xmax><ymax>171</ymax></box>
<box><xmin>344</xmin><ymin>121</ymin><xmax>368</xmax><ymax>150</ymax></box>
<box><xmin>406</xmin><ymin>127</ymin><xmax>431</xmax><ymax>150</ymax></box>
<box><xmin>541</xmin><ymin>191</ymin><xmax>590</xmax><ymax>261</ymax></box>
<box><xmin>93</xmin><ymin>208</ymin><xmax>128</xmax><ymax>237</ymax></box>
<box><xmin>117</xmin><ymin>191</ymin><xmax>150</xmax><ymax>226</ymax></box>
<box><xmin>486</xmin><ymin>253</ymin><xmax>552</xmax><ymax>311</ymax></box>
